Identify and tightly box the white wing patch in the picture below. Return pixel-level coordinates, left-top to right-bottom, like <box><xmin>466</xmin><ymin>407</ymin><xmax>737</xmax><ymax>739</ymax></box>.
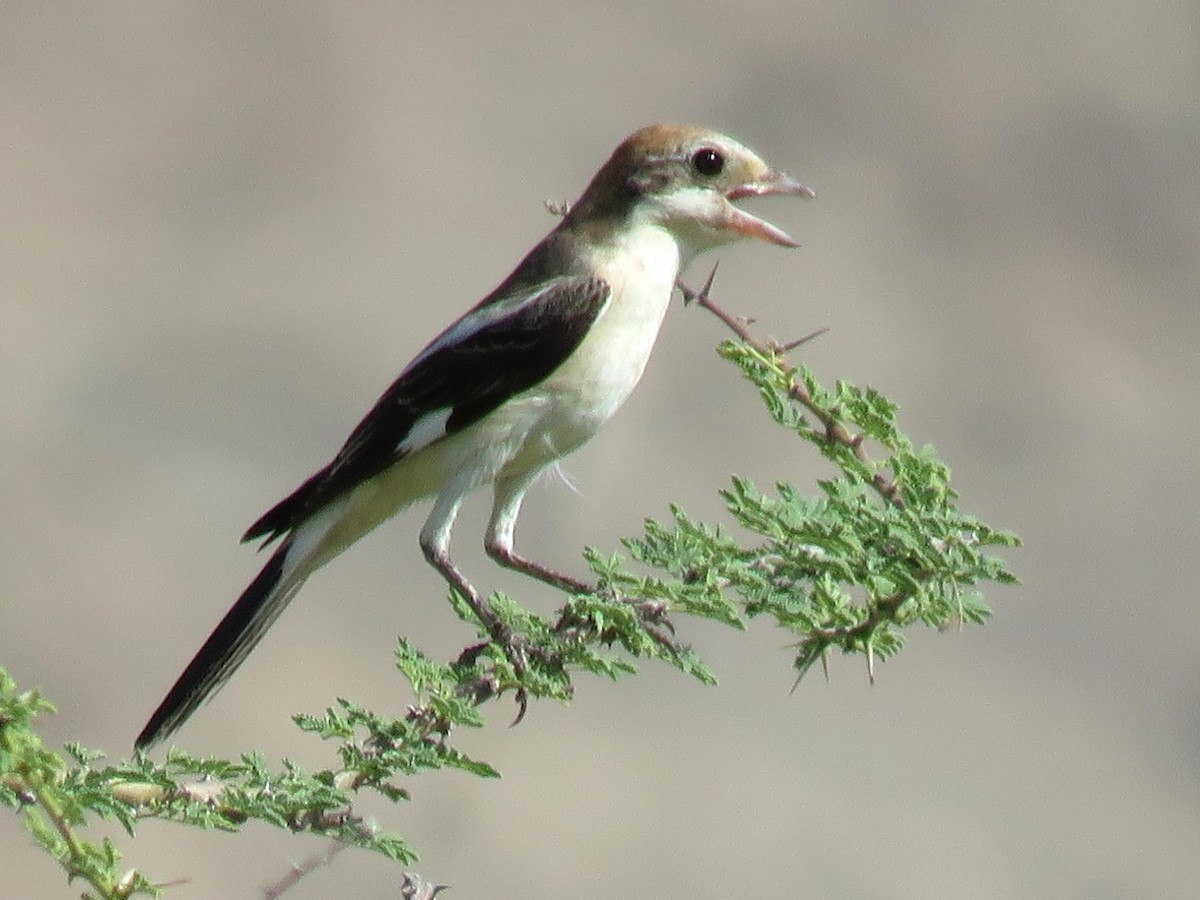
<box><xmin>396</xmin><ymin>407</ymin><xmax>453</xmax><ymax>457</ymax></box>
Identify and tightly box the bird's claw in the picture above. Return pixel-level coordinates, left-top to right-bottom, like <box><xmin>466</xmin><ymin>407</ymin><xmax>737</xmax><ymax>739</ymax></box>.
<box><xmin>454</xmin><ymin>621</ymin><xmax>535</xmax><ymax>723</ymax></box>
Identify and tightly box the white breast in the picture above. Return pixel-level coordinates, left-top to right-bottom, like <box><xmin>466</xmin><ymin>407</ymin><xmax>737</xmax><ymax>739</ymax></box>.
<box><xmin>471</xmin><ymin>220</ymin><xmax>683</xmax><ymax>481</ymax></box>
<box><xmin>545</xmin><ymin>223</ymin><xmax>681</xmax><ymax>430</ymax></box>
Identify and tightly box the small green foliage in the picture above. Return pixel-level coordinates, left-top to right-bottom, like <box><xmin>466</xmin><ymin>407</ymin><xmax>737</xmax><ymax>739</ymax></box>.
<box><xmin>2</xmin><ymin>667</ymin><xmax>159</xmax><ymax>898</ymax></box>
<box><xmin>693</xmin><ymin>341</ymin><xmax>1020</xmax><ymax>677</ymax></box>
<box><xmin>3</xmin><ymin>325</ymin><xmax>1019</xmax><ymax>896</ymax></box>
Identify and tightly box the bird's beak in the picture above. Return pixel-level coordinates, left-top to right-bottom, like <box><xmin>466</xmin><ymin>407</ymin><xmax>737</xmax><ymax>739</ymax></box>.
<box><xmin>723</xmin><ymin>171</ymin><xmax>815</xmax><ymax>248</ymax></box>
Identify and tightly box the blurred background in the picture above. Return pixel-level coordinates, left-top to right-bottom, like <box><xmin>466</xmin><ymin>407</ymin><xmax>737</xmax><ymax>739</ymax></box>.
<box><xmin>3</xmin><ymin>3</ymin><xmax>1197</xmax><ymax>897</ymax></box>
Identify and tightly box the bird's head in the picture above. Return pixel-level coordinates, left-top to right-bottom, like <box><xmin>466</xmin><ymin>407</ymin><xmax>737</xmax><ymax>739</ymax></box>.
<box><xmin>566</xmin><ymin>124</ymin><xmax>813</xmax><ymax>258</ymax></box>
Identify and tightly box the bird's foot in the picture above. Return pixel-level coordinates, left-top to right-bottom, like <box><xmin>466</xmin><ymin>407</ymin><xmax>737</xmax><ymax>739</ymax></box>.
<box><xmin>454</xmin><ymin>613</ymin><xmax>535</xmax><ymax>724</ymax></box>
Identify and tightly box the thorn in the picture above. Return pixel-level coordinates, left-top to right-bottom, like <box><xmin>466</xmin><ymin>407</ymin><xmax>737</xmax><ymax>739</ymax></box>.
<box><xmin>678</xmin><ymin>263</ymin><xmax>720</xmax><ymax>307</ymax></box>
<box><xmin>510</xmin><ymin>688</ymin><xmax>528</xmax><ymax>727</ymax></box>
<box><xmin>866</xmin><ymin>642</ymin><xmax>876</xmax><ymax>685</ymax></box>
<box><xmin>699</xmin><ymin>261</ymin><xmax>720</xmax><ymax>300</ymax></box>
<box><xmin>454</xmin><ymin>641</ymin><xmax>488</xmax><ymax>668</ymax></box>
<box><xmin>778</xmin><ymin>327</ymin><xmax>829</xmax><ymax>352</ymax></box>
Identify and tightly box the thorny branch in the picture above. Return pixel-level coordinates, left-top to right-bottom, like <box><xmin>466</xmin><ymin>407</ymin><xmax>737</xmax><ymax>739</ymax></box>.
<box><xmin>676</xmin><ymin>264</ymin><xmax>938</xmax><ymax>680</ymax></box>
<box><xmin>676</xmin><ymin>264</ymin><xmax>905</xmax><ymax>509</ymax></box>
<box><xmin>262</xmin><ymin>840</ymin><xmax>350</xmax><ymax>899</ymax></box>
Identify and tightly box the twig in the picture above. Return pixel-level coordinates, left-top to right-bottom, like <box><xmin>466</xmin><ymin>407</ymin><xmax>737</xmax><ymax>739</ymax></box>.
<box><xmin>678</xmin><ymin>265</ymin><xmax>905</xmax><ymax>509</ymax></box>
<box><xmin>262</xmin><ymin>839</ymin><xmax>350</xmax><ymax>898</ymax></box>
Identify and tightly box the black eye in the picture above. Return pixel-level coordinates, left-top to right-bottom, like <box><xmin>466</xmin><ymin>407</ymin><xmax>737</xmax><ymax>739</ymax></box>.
<box><xmin>691</xmin><ymin>147</ymin><xmax>724</xmax><ymax>177</ymax></box>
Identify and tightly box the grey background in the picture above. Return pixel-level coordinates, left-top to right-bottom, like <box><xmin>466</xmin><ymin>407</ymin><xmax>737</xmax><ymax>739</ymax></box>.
<box><xmin>3</xmin><ymin>3</ymin><xmax>1197</xmax><ymax>898</ymax></box>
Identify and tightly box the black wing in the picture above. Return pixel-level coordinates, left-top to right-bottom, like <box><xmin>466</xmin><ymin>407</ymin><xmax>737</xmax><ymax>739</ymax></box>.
<box><xmin>243</xmin><ymin>274</ymin><xmax>611</xmax><ymax>543</ymax></box>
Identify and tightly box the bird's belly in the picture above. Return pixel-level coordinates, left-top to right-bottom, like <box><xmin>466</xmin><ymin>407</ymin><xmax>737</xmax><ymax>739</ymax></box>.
<box><xmin>511</xmin><ymin>269</ymin><xmax>676</xmax><ymax>471</ymax></box>
<box><xmin>544</xmin><ymin>328</ymin><xmax>656</xmax><ymax>434</ymax></box>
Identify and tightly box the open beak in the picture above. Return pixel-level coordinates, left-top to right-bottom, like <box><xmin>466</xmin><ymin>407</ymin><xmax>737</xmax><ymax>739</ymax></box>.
<box><xmin>723</xmin><ymin>171</ymin><xmax>815</xmax><ymax>247</ymax></box>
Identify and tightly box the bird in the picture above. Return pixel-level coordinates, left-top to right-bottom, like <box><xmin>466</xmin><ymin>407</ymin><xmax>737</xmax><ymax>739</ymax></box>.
<box><xmin>136</xmin><ymin>123</ymin><xmax>813</xmax><ymax>750</ymax></box>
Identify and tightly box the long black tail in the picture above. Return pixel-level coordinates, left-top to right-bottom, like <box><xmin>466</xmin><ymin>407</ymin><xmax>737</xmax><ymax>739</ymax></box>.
<box><xmin>136</xmin><ymin>539</ymin><xmax>298</xmax><ymax>750</ymax></box>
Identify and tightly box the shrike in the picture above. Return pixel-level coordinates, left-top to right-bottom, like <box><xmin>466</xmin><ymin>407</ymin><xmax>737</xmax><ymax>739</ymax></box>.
<box><xmin>136</xmin><ymin>123</ymin><xmax>812</xmax><ymax>749</ymax></box>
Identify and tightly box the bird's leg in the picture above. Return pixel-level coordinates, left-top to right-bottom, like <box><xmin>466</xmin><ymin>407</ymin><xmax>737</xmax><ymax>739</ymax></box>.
<box><xmin>421</xmin><ymin>531</ymin><xmax>533</xmax><ymax>687</ymax></box>
<box><xmin>421</xmin><ymin>539</ymin><xmax>500</xmax><ymax>633</ymax></box>
<box><xmin>420</xmin><ymin>490</ymin><xmax>510</xmax><ymax>643</ymax></box>
<box><xmin>485</xmin><ymin>471</ymin><xmax>594</xmax><ymax>595</ymax></box>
